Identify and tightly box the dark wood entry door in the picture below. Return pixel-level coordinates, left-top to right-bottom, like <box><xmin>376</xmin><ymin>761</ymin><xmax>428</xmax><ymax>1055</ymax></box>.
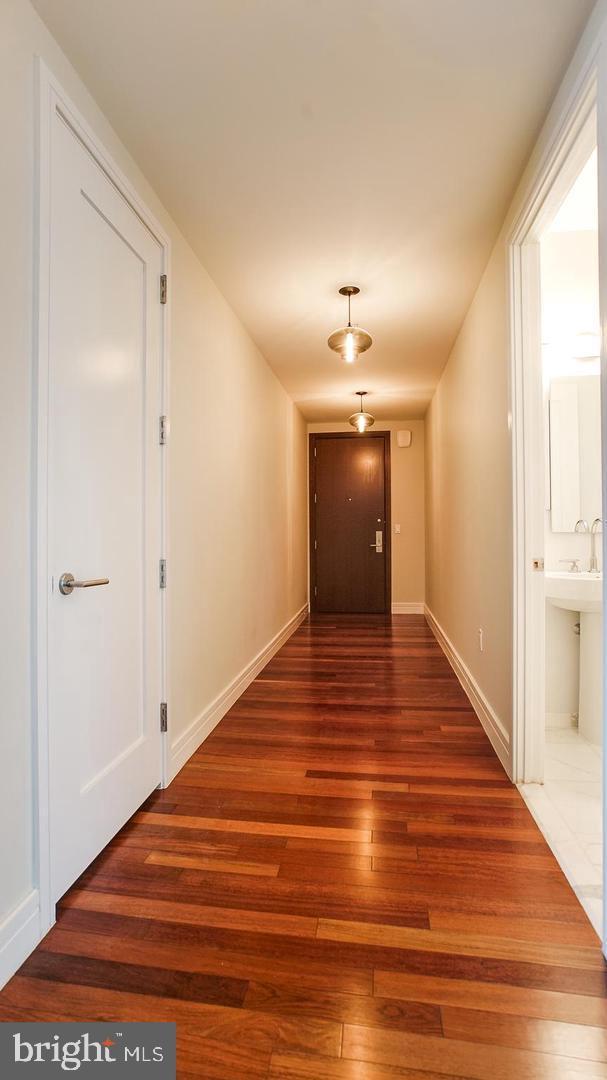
<box><xmin>310</xmin><ymin>432</ymin><xmax>391</xmax><ymax>613</ymax></box>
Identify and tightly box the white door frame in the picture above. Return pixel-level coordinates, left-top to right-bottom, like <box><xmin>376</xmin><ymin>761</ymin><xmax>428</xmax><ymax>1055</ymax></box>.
<box><xmin>509</xmin><ymin>69</ymin><xmax>597</xmax><ymax>787</ymax></box>
<box><xmin>34</xmin><ymin>60</ymin><xmax>171</xmax><ymax>934</ymax></box>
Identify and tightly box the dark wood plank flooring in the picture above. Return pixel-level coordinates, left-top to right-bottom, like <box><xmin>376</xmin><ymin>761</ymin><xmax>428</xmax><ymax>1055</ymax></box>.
<box><xmin>2</xmin><ymin>614</ymin><xmax>606</xmax><ymax>1078</ymax></box>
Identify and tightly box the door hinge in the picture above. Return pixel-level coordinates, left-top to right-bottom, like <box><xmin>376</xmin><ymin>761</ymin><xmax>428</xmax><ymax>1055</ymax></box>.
<box><xmin>160</xmin><ymin>702</ymin><xmax>168</xmax><ymax>733</ymax></box>
<box><xmin>314</xmin><ymin>446</ymin><xmax>317</xmax><ymax>457</ymax></box>
<box><xmin>314</xmin><ymin>585</ymin><xmax>318</xmax><ymax>597</ymax></box>
<box><xmin>159</xmin><ymin>415</ymin><xmax>168</xmax><ymax>445</ymax></box>
<box><xmin>314</xmin><ymin>539</ymin><xmax>317</xmax><ymax>550</ymax></box>
<box><xmin>159</xmin><ymin>558</ymin><xmax>167</xmax><ymax>588</ymax></box>
<box><xmin>314</xmin><ymin>492</ymin><xmax>317</xmax><ymax>503</ymax></box>
<box><xmin>160</xmin><ymin>274</ymin><xmax>167</xmax><ymax>305</ymax></box>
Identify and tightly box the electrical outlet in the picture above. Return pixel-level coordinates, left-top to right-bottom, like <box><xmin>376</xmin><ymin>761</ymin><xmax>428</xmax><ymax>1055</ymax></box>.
<box><xmin>478</xmin><ymin>628</ymin><xmax>484</xmax><ymax>653</ymax></box>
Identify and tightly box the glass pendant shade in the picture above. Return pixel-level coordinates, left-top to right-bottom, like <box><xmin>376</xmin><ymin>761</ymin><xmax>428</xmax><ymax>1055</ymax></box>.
<box><xmin>328</xmin><ymin>286</ymin><xmax>372</xmax><ymax>363</ymax></box>
<box><xmin>328</xmin><ymin>324</ymin><xmax>373</xmax><ymax>363</ymax></box>
<box><xmin>348</xmin><ymin>391</ymin><xmax>375</xmax><ymax>433</ymax></box>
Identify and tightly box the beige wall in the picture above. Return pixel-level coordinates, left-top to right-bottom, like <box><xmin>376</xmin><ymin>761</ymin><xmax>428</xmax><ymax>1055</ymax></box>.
<box><xmin>0</xmin><ymin>0</ymin><xmax>307</xmax><ymax>946</ymax></box>
<box><xmin>425</xmin><ymin>246</ymin><xmax>513</xmax><ymax>733</ymax></box>
<box><xmin>424</xmin><ymin>1</ymin><xmax>604</xmax><ymax>760</ymax></box>
<box><xmin>308</xmin><ymin>421</ymin><xmax>425</xmax><ymax>607</ymax></box>
<box><xmin>168</xmin><ymin>243</ymin><xmax>308</xmax><ymax>766</ymax></box>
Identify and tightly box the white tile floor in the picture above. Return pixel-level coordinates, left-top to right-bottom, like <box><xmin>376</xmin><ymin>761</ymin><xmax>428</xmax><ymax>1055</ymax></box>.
<box><xmin>519</xmin><ymin>727</ymin><xmax>603</xmax><ymax>936</ymax></box>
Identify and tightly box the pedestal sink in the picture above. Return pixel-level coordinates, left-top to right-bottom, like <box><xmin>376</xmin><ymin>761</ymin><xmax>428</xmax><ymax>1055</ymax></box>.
<box><xmin>545</xmin><ymin>572</ymin><xmax>603</xmax><ymax>744</ymax></box>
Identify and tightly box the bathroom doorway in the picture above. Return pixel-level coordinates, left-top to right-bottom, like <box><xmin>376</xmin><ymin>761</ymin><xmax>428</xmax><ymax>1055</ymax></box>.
<box><xmin>510</xmin><ymin>85</ymin><xmax>605</xmax><ymax>938</ymax></box>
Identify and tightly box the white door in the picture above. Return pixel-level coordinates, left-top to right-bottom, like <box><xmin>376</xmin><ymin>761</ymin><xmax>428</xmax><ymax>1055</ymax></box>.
<box><xmin>46</xmin><ymin>108</ymin><xmax>164</xmax><ymax>902</ymax></box>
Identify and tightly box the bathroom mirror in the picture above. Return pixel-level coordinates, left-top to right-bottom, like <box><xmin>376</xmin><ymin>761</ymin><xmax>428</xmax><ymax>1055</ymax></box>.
<box><xmin>549</xmin><ymin>373</ymin><xmax>601</xmax><ymax>532</ymax></box>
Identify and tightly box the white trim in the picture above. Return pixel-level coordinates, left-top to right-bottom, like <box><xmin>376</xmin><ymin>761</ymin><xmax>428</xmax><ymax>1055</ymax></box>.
<box><xmin>508</xmin><ymin>73</ymin><xmax>597</xmax><ymax>785</ymax></box>
<box><xmin>168</xmin><ymin>604</ymin><xmax>309</xmax><ymax>781</ymax></box>
<box><xmin>598</xmin><ymin>32</ymin><xmax>607</xmax><ymax>963</ymax></box>
<box><xmin>0</xmin><ymin>891</ymin><xmax>40</xmax><ymax>990</ymax></box>
<box><xmin>505</xmin><ymin>0</ymin><xmax>607</xmax><ymax>958</ymax></box>
<box><xmin>510</xmin><ymin>239</ymin><xmax>548</xmax><ymax>784</ymax></box>
<box><xmin>391</xmin><ymin>602</ymin><xmax>425</xmax><ymax>614</ymax></box>
<box><xmin>425</xmin><ymin>606</ymin><xmax>510</xmax><ymax>774</ymax></box>
<box><xmin>546</xmin><ymin>712</ymin><xmax>578</xmax><ymax>730</ymax></box>
<box><xmin>34</xmin><ymin>60</ymin><xmax>170</xmax><ymax>938</ymax></box>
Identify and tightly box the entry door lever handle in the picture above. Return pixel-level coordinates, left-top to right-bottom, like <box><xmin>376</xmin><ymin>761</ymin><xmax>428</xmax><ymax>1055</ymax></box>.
<box><xmin>59</xmin><ymin>572</ymin><xmax>110</xmax><ymax>595</ymax></box>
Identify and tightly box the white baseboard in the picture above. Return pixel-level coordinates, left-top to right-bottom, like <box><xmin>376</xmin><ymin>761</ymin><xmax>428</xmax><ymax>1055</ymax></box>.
<box><xmin>424</xmin><ymin>606</ymin><xmax>511</xmax><ymax>775</ymax></box>
<box><xmin>391</xmin><ymin>602</ymin><xmax>425</xmax><ymax>614</ymax></box>
<box><xmin>168</xmin><ymin>603</ymin><xmax>309</xmax><ymax>781</ymax></box>
<box><xmin>0</xmin><ymin>890</ymin><xmax>40</xmax><ymax>990</ymax></box>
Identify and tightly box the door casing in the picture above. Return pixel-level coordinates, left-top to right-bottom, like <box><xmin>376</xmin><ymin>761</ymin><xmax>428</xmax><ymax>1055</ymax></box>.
<box><xmin>34</xmin><ymin>61</ymin><xmax>170</xmax><ymax>934</ymax></box>
<box><xmin>309</xmin><ymin>431</ymin><xmax>392</xmax><ymax>614</ymax></box>
<box><xmin>509</xmin><ymin>76</ymin><xmax>598</xmax><ymax>786</ymax></box>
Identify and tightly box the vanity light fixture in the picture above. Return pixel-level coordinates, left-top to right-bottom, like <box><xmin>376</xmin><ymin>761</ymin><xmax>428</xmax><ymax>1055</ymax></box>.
<box><xmin>348</xmin><ymin>391</ymin><xmax>375</xmax><ymax>434</ymax></box>
<box><xmin>328</xmin><ymin>286</ymin><xmax>372</xmax><ymax>363</ymax></box>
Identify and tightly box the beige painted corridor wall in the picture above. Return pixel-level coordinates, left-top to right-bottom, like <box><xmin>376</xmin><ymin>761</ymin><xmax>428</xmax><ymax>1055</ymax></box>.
<box><xmin>0</xmin><ymin>0</ymin><xmax>307</xmax><ymax>951</ymax></box>
<box><xmin>168</xmin><ymin>248</ymin><xmax>308</xmax><ymax>770</ymax></box>
<box><xmin>308</xmin><ymin>421</ymin><xmax>425</xmax><ymax>607</ymax></box>
<box><xmin>424</xmin><ymin>4</ymin><xmax>605</xmax><ymax>761</ymax></box>
<box><xmin>425</xmin><ymin>249</ymin><xmax>513</xmax><ymax>733</ymax></box>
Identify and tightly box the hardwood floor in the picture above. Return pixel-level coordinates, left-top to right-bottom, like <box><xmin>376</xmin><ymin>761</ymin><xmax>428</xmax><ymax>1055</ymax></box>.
<box><xmin>2</xmin><ymin>614</ymin><xmax>606</xmax><ymax>1078</ymax></box>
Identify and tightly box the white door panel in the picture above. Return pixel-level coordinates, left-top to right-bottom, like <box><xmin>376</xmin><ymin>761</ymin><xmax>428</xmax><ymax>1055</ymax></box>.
<box><xmin>47</xmin><ymin>110</ymin><xmax>163</xmax><ymax>901</ymax></box>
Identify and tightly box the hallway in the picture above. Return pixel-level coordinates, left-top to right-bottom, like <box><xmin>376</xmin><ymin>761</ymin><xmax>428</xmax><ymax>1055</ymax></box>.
<box><xmin>1</xmin><ymin>615</ymin><xmax>605</xmax><ymax>1078</ymax></box>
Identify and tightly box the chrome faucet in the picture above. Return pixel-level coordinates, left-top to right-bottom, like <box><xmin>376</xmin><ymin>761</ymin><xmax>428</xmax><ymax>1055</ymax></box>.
<box><xmin>574</xmin><ymin>519</ymin><xmax>589</xmax><ymax>570</ymax></box>
<box><xmin>559</xmin><ymin>558</ymin><xmax>581</xmax><ymax>573</ymax></box>
<box><xmin>590</xmin><ymin>518</ymin><xmax>602</xmax><ymax>574</ymax></box>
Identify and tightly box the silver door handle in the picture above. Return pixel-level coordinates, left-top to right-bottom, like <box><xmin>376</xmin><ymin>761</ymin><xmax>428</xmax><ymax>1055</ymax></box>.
<box><xmin>59</xmin><ymin>573</ymin><xmax>110</xmax><ymax>596</ymax></box>
<box><xmin>370</xmin><ymin>530</ymin><xmax>383</xmax><ymax>553</ymax></box>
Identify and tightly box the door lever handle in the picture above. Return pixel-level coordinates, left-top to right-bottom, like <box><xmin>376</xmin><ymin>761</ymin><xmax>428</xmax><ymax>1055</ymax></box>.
<box><xmin>59</xmin><ymin>573</ymin><xmax>110</xmax><ymax>596</ymax></box>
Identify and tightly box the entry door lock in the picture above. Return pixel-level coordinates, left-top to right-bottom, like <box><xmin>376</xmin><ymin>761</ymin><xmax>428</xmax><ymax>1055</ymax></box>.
<box><xmin>370</xmin><ymin>530</ymin><xmax>383</xmax><ymax>553</ymax></box>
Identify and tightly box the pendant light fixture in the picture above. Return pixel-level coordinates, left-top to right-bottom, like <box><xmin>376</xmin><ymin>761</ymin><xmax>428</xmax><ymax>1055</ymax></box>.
<box><xmin>348</xmin><ymin>391</ymin><xmax>375</xmax><ymax>433</ymax></box>
<box><xmin>328</xmin><ymin>285</ymin><xmax>372</xmax><ymax>363</ymax></box>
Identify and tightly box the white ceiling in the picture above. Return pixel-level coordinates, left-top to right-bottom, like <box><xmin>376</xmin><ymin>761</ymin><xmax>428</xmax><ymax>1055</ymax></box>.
<box><xmin>33</xmin><ymin>0</ymin><xmax>595</xmax><ymax>420</ymax></box>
